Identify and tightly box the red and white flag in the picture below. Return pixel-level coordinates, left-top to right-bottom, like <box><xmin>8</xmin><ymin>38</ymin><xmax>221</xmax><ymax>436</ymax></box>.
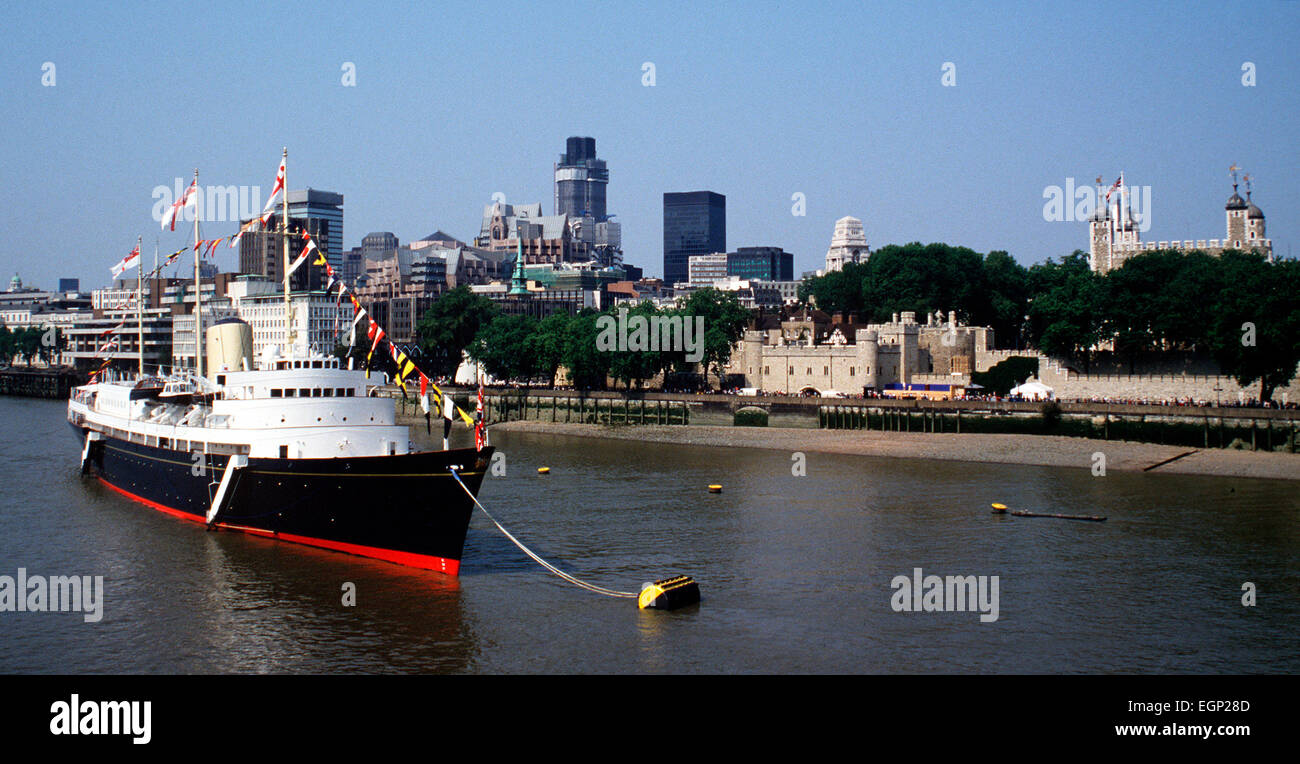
<box><xmin>285</xmin><ymin>230</ymin><xmax>317</xmax><ymax>277</ymax></box>
<box><xmin>111</xmin><ymin>245</ymin><xmax>141</xmax><ymax>279</ymax></box>
<box><xmin>1104</xmin><ymin>176</ymin><xmax>1122</xmax><ymax>202</ymax></box>
<box><xmin>269</xmin><ymin>156</ymin><xmax>285</xmax><ymax>200</ymax></box>
<box><xmin>366</xmin><ymin>321</ymin><xmax>385</xmax><ymax>357</ymax></box>
<box><xmin>160</xmin><ymin>180</ymin><xmax>198</xmax><ymax>231</ymax></box>
<box><xmin>474</xmin><ymin>380</ymin><xmax>486</xmax><ymax>451</ymax></box>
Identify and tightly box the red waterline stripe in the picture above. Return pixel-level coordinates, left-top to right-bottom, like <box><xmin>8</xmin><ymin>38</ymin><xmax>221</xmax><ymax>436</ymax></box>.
<box><xmin>95</xmin><ymin>477</ymin><xmax>459</xmax><ymax>575</ymax></box>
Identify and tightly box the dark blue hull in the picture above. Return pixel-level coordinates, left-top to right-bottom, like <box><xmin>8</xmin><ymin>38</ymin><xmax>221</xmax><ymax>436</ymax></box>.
<box><xmin>72</xmin><ymin>424</ymin><xmax>492</xmax><ymax>574</ymax></box>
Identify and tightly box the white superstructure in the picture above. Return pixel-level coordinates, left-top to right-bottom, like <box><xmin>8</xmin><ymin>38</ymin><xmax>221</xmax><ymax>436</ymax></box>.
<box><xmin>68</xmin><ymin>351</ymin><xmax>411</xmax><ymax>460</ymax></box>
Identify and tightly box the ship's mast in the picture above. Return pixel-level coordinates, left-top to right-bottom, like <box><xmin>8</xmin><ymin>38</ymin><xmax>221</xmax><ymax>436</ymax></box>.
<box><xmin>281</xmin><ymin>147</ymin><xmax>293</xmax><ymax>360</ymax></box>
<box><xmin>136</xmin><ymin>234</ymin><xmax>144</xmax><ymax>377</ymax></box>
<box><xmin>193</xmin><ymin>168</ymin><xmax>203</xmax><ymax>381</ymax></box>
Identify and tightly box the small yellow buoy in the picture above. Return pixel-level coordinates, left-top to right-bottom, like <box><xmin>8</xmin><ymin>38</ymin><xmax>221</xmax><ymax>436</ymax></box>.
<box><xmin>991</xmin><ymin>502</ymin><xmax>1008</xmax><ymax>514</ymax></box>
<box><xmin>708</xmin><ymin>484</ymin><xmax>722</xmax><ymax>493</ymax></box>
<box><xmin>638</xmin><ymin>575</ymin><xmax>701</xmax><ymax>610</ymax></box>
<box><xmin>538</xmin><ymin>467</ymin><xmax>550</xmax><ymax>474</ymax></box>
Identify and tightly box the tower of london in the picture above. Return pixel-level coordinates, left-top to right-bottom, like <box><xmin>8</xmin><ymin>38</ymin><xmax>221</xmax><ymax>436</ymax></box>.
<box><xmin>1088</xmin><ymin>171</ymin><xmax>1271</xmax><ymax>274</ymax></box>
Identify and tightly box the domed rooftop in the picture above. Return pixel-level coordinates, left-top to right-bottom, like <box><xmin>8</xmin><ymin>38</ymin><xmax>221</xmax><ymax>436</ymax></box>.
<box><xmin>8</xmin><ymin>273</ymin><xmax>21</xmax><ymax>292</ymax></box>
<box><xmin>1225</xmin><ymin>192</ymin><xmax>1247</xmax><ymax>210</ymax></box>
<box><xmin>1247</xmin><ymin>202</ymin><xmax>1264</xmax><ymax>219</ymax></box>
<box><xmin>1088</xmin><ymin>204</ymin><xmax>1110</xmax><ymax>222</ymax></box>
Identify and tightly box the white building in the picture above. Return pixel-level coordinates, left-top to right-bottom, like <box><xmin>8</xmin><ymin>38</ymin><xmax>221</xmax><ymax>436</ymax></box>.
<box><xmin>824</xmin><ymin>216</ymin><xmax>868</xmax><ymax>273</ymax></box>
<box><xmin>687</xmin><ymin>253</ymin><xmax>728</xmax><ymax>285</ymax></box>
<box><xmin>171</xmin><ymin>276</ymin><xmax>352</xmax><ymax>368</ymax></box>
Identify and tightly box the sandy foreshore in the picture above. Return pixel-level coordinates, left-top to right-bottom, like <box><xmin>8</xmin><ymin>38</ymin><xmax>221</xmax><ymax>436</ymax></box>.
<box><xmin>486</xmin><ymin>420</ymin><xmax>1300</xmax><ymax>481</ymax></box>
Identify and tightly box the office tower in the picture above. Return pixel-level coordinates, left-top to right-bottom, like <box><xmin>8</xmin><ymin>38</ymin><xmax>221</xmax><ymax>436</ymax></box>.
<box><xmin>663</xmin><ymin>191</ymin><xmax>726</xmax><ymax>286</ymax></box>
<box><xmin>554</xmin><ymin>136</ymin><xmax>608</xmax><ymax>221</ymax></box>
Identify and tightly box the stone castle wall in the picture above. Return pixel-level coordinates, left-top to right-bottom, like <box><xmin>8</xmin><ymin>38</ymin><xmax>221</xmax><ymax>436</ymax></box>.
<box><xmin>976</xmin><ymin>349</ymin><xmax>1300</xmax><ymax>403</ymax></box>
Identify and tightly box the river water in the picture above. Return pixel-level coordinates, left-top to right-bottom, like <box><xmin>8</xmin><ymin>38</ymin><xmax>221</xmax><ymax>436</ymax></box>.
<box><xmin>1</xmin><ymin>396</ymin><xmax>1296</xmax><ymax>673</ymax></box>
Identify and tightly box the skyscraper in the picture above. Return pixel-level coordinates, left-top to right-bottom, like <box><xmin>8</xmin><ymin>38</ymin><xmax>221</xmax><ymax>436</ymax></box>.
<box><xmin>554</xmin><ymin>136</ymin><xmax>620</xmax><ymax>265</ymax></box>
<box><xmin>287</xmin><ymin>188</ymin><xmax>344</xmax><ymax>275</ymax></box>
<box><xmin>237</xmin><ymin>212</ymin><xmax>325</xmax><ymax>292</ymax></box>
<box><xmin>554</xmin><ymin>136</ymin><xmax>607</xmax><ymax>221</ymax></box>
<box><xmin>237</xmin><ymin>187</ymin><xmax>343</xmax><ymax>292</ymax></box>
<box><xmin>663</xmin><ymin>191</ymin><xmax>726</xmax><ymax>286</ymax></box>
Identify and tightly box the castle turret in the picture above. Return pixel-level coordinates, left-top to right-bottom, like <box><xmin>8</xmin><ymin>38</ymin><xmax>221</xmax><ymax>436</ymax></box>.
<box><xmin>1244</xmin><ymin>175</ymin><xmax>1265</xmax><ymax>244</ymax></box>
<box><xmin>1088</xmin><ymin>180</ymin><xmax>1113</xmax><ymax>273</ymax></box>
<box><xmin>859</xmin><ymin>329</ymin><xmax>879</xmax><ymax>390</ymax></box>
<box><xmin>1226</xmin><ymin>169</ymin><xmax>1248</xmax><ymax>247</ymax></box>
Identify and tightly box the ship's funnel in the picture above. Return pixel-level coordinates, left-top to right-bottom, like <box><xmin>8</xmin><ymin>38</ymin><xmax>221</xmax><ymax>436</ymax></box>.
<box><xmin>206</xmin><ymin>318</ymin><xmax>253</xmax><ymax>380</ymax></box>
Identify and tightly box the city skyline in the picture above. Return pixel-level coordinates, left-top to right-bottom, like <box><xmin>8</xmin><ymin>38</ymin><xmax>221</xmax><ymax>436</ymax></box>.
<box><xmin>2</xmin><ymin>1</ymin><xmax>1297</xmax><ymax>290</ymax></box>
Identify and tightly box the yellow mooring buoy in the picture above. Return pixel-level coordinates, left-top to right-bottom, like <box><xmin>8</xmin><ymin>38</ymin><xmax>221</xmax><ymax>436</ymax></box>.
<box><xmin>538</xmin><ymin>467</ymin><xmax>550</xmax><ymax>474</ymax></box>
<box><xmin>991</xmin><ymin>502</ymin><xmax>1008</xmax><ymax>514</ymax></box>
<box><xmin>638</xmin><ymin>575</ymin><xmax>701</xmax><ymax>610</ymax></box>
<box><xmin>708</xmin><ymin>484</ymin><xmax>722</xmax><ymax>493</ymax></box>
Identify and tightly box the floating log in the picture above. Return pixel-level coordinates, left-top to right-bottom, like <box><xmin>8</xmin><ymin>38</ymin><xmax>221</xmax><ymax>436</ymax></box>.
<box><xmin>990</xmin><ymin>502</ymin><xmax>1106</xmax><ymax>522</ymax></box>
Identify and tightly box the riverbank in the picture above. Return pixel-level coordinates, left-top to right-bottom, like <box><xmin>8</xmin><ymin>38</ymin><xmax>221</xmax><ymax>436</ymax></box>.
<box><xmin>487</xmin><ymin>420</ymin><xmax>1300</xmax><ymax>481</ymax></box>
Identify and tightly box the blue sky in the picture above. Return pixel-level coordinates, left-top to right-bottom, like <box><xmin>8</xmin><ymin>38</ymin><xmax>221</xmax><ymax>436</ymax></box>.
<box><xmin>2</xmin><ymin>0</ymin><xmax>1297</xmax><ymax>290</ymax></box>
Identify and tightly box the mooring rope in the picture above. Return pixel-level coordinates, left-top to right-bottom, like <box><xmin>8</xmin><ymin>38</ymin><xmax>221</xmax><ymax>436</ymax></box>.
<box><xmin>449</xmin><ymin>468</ymin><xmax>637</xmax><ymax>598</ymax></box>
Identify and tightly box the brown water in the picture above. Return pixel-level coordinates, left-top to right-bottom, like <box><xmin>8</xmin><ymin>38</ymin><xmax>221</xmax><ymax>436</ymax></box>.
<box><xmin>1</xmin><ymin>396</ymin><xmax>1296</xmax><ymax>673</ymax></box>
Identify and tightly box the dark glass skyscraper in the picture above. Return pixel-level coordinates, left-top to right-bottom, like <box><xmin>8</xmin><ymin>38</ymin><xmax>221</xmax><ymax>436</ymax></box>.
<box><xmin>663</xmin><ymin>191</ymin><xmax>726</xmax><ymax>286</ymax></box>
<box><xmin>287</xmin><ymin>189</ymin><xmax>344</xmax><ymax>275</ymax></box>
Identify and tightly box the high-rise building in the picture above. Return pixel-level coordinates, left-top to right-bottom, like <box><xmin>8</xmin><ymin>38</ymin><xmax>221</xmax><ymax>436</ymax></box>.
<box><xmin>663</xmin><ymin>191</ymin><xmax>726</xmax><ymax>287</ymax></box>
<box><xmin>238</xmin><ymin>188</ymin><xmax>343</xmax><ymax>291</ymax></box>
<box><xmin>238</xmin><ymin>213</ymin><xmax>326</xmax><ymax>292</ymax></box>
<box><xmin>287</xmin><ymin>189</ymin><xmax>345</xmax><ymax>274</ymax></box>
<box><xmin>554</xmin><ymin>137</ymin><xmax>621</xmax><ymax>265</ymax></box>
<box><xmin>727</xmin><ymin>247</ymin><xmax>794</xmax><ymax>282</ymax></box>
<box><xmin>554</xmin><ymin>136</ymin><xmax>607</xmax><ymax>221</ymax></box>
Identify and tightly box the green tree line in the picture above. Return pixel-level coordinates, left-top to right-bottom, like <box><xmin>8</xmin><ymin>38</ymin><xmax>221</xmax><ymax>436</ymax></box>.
<box><xmin>410</xmin><ymin>286</ymin><xmax>750</xmax><ymax>390</ymax></box>
<box><xmin>0</xmin><ymin>325</ymin><xmax>61</xmax><ymax>366</ymax></box>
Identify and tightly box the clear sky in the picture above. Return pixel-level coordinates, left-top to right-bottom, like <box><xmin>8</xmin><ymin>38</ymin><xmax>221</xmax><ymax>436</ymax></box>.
<box><xmin>2</xmin><ymin>0</ymin><xmax>1297</xmax><ymax>290</ymax></box>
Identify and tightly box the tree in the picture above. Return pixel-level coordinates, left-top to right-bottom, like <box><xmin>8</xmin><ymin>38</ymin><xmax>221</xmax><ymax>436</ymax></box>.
<box><xmin>471</xmin><ymin>313</ymin><xmax>540</xmax><ymax>383</ymax></box>
<box><xmin>1025</xmin><ymin>251</ymin><xmax>1102</xmax><ymax>366</ymax></box>
<box><xmin>529</xmin><ymin>310</ymin><xmax>570</xmax><ymax>387</ymax></box>
<box><xmin>861</xmin><ymin>242</ymin><xmax>989</xmax><ymax>323</ymax></box>
<box><xmin>799</xmin><ymin>261</ymin><xmax>867</xmax><ymax>315</ymax></box>
<box><xmin>605</xmin><ymin>301</ymin><xmax>667</xmax><ymax>389</ymax></box>
<box><xmin>16</xmin><ymin>327</ymin><xmax>42</xmax><ymax>365</ymax></box>
<box><xmin>1208</xmin><ymin>251</ymin><xmax>1300</xmax><ymax>401</ymax></box>
<box><xmin>1099</xmin><ymin>249</ymin><xmax>1219</xmax><ymax>371</ymax></box>
<box><xmin>0</xmin><ymin>326</ymin><xmax>12</xmax><ymax>366</ymax></box>
<box><xmin>676</xmin><ymin>287</ymin><xmax>750</xmax><ymax>389</ymax></box>
<box><xmin>980</xmin><ymin>250</ymin><xmax>1030</xmax><ymax>347</ymax></box>
<box><xmin>562</xmin><ymin>309</ymin><xmax>610</xmax><ymax>389</ymax></box>
<box><xmin>416</xmin><ymin>287</ymin><xmax>499</xmax><ymax>378</ymax></box>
